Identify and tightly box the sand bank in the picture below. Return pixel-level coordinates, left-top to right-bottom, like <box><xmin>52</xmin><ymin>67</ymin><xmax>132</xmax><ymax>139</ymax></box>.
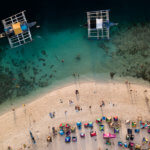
<box><xmin>0</xmin><ymin>80</ymin><xmax>150</xmax><ymax>150</ymax></box>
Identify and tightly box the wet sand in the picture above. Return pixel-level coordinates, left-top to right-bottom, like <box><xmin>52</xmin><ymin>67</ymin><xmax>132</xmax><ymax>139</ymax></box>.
<box><xmin>0</xmin><ymin>80</ymin><xmax>150</xmax><ymax>150</ymax></box>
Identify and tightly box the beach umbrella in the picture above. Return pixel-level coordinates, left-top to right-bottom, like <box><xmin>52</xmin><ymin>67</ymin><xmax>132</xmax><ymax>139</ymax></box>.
<box><xmin>96</xmin><ymin>118</ymin><xmax>102</xmax><ymax>123</ymax></box>
<box><xmin>59</xmin><ymin>123</ymin><xmax>65</xmax><ymax>128</ymax></box>
<box><xmin>88</xmin><ymin>122</ymin><xmax>93</xmax><ymax>127</ymax></box>
<box><xmin>65</xmin><ymin>123</ymin><xmax>70</xmax><ymax>128</ymax></box>
<box><xmin>59</xmin><ymin>130</ymin><xmax>64</xmax><ymax>135</ymax></box>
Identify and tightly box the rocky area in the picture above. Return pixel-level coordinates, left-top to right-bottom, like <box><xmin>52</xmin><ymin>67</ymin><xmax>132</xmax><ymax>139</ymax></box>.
<box><xmin>112</xmin><ymin>23</ymin><xmax>150</xmax><ymax>82</ymax></box>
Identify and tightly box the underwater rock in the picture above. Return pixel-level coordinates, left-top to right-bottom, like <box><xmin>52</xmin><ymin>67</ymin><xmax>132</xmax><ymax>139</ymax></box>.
<box><xmin>99</xmin><ymin>42</ymin><xmax>109</xmax><ymax>54</ymax></box>
<box><xmin>110</xmin><ymin>72</ymin><xmax>116</xmax><ymax>79</ymax></box>
<box><xmin>50</xmin><ymin>65</ymin><xmax>54</xmax><ymax>69</ymax></box>
<box><xmin>5</xmin><ymin>67</ymin><xmax>9</xmax><ymax>72</ymax></box>
<box><xmin>49</xmin><ymin>74</ymin><xmax>53</xmax><ymax>78</ymax></box>
<box><xmin>43</xmin><ymin>63</ymin><xmax>46</xmax><ymax>66</ymax></box>
<box><xmin>39</xmin><ymin>58</ymin><xmax>45</xmax><ymax>61</ymax></box>
<box><xmin>38</xmin><ymin>82</ymin><xmax>48</xmax><ymax>87</ymax></box>
<box><xmin>11</xmin><ymin>59</ymin><xmax>19</xmax><ymax>67</ymax></box>
<box><xmin>0</xmin><ymin>73</ymin><xmax>14</xmax><ymax>103</ymax></box>
<box><xmin>33</xmin><ymin>67</ymin><xmax>38</xmax><ymax>75</ymax></box>
<box><xmin>41</xmin><ymin>50</ymin><xmax>47</xmax><ymax>56</ymax></box>
<box><xmin>75</xmin><ymin>54</ymin><xmax>81</xmax><ymax>60</ymax></box>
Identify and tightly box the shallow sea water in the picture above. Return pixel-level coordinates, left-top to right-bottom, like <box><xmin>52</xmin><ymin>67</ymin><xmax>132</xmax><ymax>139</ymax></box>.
<box><xmin>0</xmin><ymin>0</ymin><xmax>150</xmax><ymax>111</ymax></box>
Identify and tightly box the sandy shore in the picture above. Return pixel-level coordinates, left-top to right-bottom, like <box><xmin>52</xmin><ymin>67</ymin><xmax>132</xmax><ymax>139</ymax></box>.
<box><xmin>0</xmin><ymin>80</ymin><xmax>150</xmax><ymax>150</ymax></box>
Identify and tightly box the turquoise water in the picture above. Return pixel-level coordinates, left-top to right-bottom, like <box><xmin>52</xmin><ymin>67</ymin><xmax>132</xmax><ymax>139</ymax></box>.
<box><xmin>0</xmin><ymin>17</ymin><xmax>150</xmax><ymax>108</ymax></box>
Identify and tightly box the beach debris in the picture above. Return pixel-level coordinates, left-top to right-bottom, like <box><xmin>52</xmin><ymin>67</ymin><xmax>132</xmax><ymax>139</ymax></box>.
<box><xmin>7</xmin><ymin>146</ymin><xmax>12</xmax><ymax>150</ymax></box>
<box><xmin>29</xmin><ymin>131</ymin><xmax>36</xmax><ymax>144</ymax></box>
<box><xmin>23</xmin><ymin>144</ymin><xmax>26</xmax><ymax>148</ymax></box>
<box><xmin>49</xmin><ymin>112</ymin><xmax>54</xmax><ymax>119</ymax></box>
<box><xmin>47</xmin><ymin>136</ymin><xmax>52</xmax><ymax>142</ymax></box>
<box><xmin>59</xmin><ymin>99</ymin><xmax>63</xmax><ymax>103</ymax></box>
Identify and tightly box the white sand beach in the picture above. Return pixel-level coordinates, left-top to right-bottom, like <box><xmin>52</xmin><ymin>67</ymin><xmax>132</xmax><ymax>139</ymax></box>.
<box><xmin>0</xmin><ymin>80</ymin><xmax>150</xmax><ymax>150</ymax></box>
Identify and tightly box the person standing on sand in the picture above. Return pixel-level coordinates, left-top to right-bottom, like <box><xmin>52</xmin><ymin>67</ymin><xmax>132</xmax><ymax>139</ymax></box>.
<box><xmin>75</xmin><ymin>90</ymin><xmax>79</xmax><ymax>95</ymax></box>
<box><xmin>65</xmin><ymin>110</ymin><xmax>67</xmax><ymax>116</ymax></box>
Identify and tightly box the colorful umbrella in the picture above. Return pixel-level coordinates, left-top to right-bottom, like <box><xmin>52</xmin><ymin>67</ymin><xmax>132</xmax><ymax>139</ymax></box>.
<box><xmin>59</xmin><ymin>123</ymin><xmax>65</xmax><ymax>128</ymax></box>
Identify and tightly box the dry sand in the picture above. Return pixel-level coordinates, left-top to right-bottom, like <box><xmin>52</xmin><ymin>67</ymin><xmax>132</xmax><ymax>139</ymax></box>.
<box><xmin>0</xmin><ymin>80</ymin><xmax>150</xmax><ymax>150</ymax></box>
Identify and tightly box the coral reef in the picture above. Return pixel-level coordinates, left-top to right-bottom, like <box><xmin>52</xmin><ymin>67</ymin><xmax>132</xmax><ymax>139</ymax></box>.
<box><xmin>112</xmin><ymin>23</ymin><xmax>150</xmax><ymax>82</ymax></box>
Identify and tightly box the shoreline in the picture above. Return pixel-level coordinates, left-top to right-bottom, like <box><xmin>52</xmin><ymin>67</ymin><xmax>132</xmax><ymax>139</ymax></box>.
<box><xmin>0</xmin><ymin>74</ymin><xmax>149</xmax><ymax>115</ymax></box>
<box><xmin>0</xmin><ymin>79</ymin><xmax>150</xmax><ymax>149</ymax></box>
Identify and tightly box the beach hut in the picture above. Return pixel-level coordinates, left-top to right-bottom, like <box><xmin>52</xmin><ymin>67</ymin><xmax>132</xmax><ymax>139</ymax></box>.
<box><xmin>106</xmin><ymin>117</ymin><xmax>112</xmax><ymax>123</ymax></box>
<box><xmin>114</xmin><ymin>116</ymin><xmax>118</xmax><ymax>121</ymax></box>
<box><xmin>88</xmin><ymin>122</ymin><xmax>93</xmax><ymax>128</ymax></box>
<box><xmin>76</xmin><ymin>122</ymin><xmax>82</xmax><ymax>129</ymax></box>
<box><xmin>72</xmin><ymin>136</ymin><xmax>77</xmax><ymax>142</ymax></box>
<box><xmin>128</xmin><ymin>142</ymin><xmax>134</xmax><ymax>148</ymax></box>
<box><xmin>84</xmin><ymin>123</ymin><xmax>89</xmax><ymax>128</ymax></box>
<box><xmin>118</xmin><ymin>141</ymin><xmax>123</xmax><ymax>147</ymax></box>
<box><xmin>102</xmin><ymin>116</ymin><xmax>106</xmax><ymax>120</ymax></box>
<box><xmin>59</xmin><ymin>123</ymin><xmax>65</xmax><ymax>129</ymax></box>
<box><xmin>127</xmin><ymin>129</ymin><xmax>132</xmax><ymax>135</ymax></box>
<box><xmin>135</xmin><ymin>144</ymin><xmax>141</xmax><ymax>150</ymax></box>
<box><xmin>132</xmin><ymin>121</ymin><xmax>137</xmax><ymax>128</ymax></box>
<box><xmin>124</xmin><ymin>143</ymin><xmax>128</xmax><ymax>148</ymax></box>
<box><xmin>71</xmin><ymin>126</ymin><xmax>76</xmax><ymax>133</ymax></box>
<box><xmin>80</xmin><ymin>133</ymin><xmax>85</xmax><ymax>138</ymax></box>
<box><xmin>65</xmin><ymin>136</ymin><xmax>71</xmax><ymax>143</ymax></box>
<box><xmin>86</xmin><ymin>10</ymin><xmax>117</xmax><ymax>39</ymax></box>
<box><xmin>65</xmin><ymin>123</ymin><xmax>70</xmax><ymax>128</ymax></box>
<box><xmin>99</xmin><ymin>125</ymin><xmax>104</xmax><ymax>131</ymax></box>
<box><xmin>103</xmin><ymin>133</ymin><xmax>116</xmax><ymax>139</ymax></box>
<box><xmin>135</xmin><ymin>129</ymin><xmax>140</xmax><ymax>133</ymax></box>
<box><xmin>125</xmin><ymin>120</ymin><xmax>130</xmax><ymax>125</ymax></box>
<box><xmin>1</xmin><ymin>10</ymin><xmax>36</xmax><ymax>48</ymax></box>
<box><xmin>114</xmin><ymin>127</ymin><xmax>119</xmax><ymax>133</ymax></box>
<box><xmin>142</xmin><ymin>137</ymin><xmax>148</xmax><ymax>144</ymax></box>
<box><xmin>106</xmin><ymin>139</ymin><xmax>111</xmax><ymax>145</ymax></box>
<box><xmin>96</xmin><ymin>118</ymin><xmax>102</xmax><ymax>124</ymax></box>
